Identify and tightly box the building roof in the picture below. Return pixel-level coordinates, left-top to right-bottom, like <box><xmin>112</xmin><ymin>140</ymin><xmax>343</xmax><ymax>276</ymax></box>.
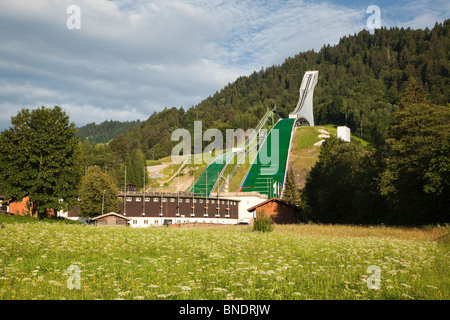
<box><xmin>91</xmin><ymin>212</ymin><xmax>132</xmax><ymax>221</ymax></box>
<box><xmin>247</xmin><ymin>197</ymin><xmax>302</xmax><ymax>212</ymax></box>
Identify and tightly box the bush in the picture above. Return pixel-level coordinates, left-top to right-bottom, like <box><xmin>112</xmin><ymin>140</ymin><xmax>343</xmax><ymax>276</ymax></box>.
<box><xmin>253</xmin><ymin>209</ymin><xmax>274</xmax><ymax>232</ymax></box>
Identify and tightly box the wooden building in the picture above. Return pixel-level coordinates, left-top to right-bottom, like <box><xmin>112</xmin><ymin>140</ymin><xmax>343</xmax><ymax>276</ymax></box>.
<box><xmin>247</xmin><ymin>197</ymin><xmax>302</xmax><ymax>224</ymax></box>
<box><xmin>64</xmin><ymin>192</ymin><xmax>241</xmax><ymax>227</ymax></box>
<box><xmin>91</xmin><ymin>212</ymin><xmax>132</xmax><ymax>227</ymax></box>
<box><xmin>118</xmin><ymin>192</ymin><xmax>240</xmax><ymax>226</ymax></box>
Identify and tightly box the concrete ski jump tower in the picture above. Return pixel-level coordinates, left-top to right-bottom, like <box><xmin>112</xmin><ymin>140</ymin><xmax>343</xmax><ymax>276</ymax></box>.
<box><xmin>289</xmin><ymin>70</ymin><xmax>318</xmax><ymax>127</ymax></box>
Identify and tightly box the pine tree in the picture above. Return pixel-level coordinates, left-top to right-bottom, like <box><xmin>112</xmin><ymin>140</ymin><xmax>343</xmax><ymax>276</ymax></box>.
<box><xmin>282</xmin><ymin>168</ymin><xmax>300</xmax><ymax>206</ymax></box>
<box><xmin>381</xmin><ymin>78</ymin><xmax>450</xmax><ymax>224</ymax></box>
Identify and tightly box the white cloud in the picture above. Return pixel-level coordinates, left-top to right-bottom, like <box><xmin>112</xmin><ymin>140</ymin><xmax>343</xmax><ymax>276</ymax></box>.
<box><xmin>0</xmin><ymin>0</ymin><xmax>447</xmax><ymax>130</ymax></box>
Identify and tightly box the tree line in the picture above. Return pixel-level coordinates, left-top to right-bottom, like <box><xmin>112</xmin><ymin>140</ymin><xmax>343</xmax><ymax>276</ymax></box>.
<box><xmin>76</xmin><ymin>120</ymin><xmax>141</xmax><ymax>144</ymax></box>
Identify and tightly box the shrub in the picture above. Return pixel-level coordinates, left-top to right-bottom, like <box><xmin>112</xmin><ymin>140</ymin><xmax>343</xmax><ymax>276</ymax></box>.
<box><xmin>253</xmin><ymin>209</ymin><xmax>274</xmax><ymax>232</ymax></box>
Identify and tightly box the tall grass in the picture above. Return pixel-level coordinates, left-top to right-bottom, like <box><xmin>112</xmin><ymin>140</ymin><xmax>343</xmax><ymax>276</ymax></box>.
<box><xmin>253</xmin><ymin>210</ymin><xmax>274</xmax><ymax>233</ymax></box>
<box><xmin>0</xmin><ymin>217</ymin><xmax>448</xmax><ymax>300</ymax></box>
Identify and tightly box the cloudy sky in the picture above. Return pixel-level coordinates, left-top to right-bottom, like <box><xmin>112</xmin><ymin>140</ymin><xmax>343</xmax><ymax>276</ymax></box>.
<box><xmin>0</xmin><ymin>0</ymin><xmax>448</xmax><ymax>129</ymax></box>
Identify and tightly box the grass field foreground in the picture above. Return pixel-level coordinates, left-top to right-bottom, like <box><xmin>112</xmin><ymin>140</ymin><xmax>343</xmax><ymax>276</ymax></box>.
<box><xmin>0</xmin><ymin>216</ymin><xmax>448</xmax><ymax>300</ymax></box>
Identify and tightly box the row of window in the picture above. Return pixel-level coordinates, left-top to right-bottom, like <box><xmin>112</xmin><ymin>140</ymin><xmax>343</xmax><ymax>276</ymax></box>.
<box><xmin>121</xmin><ymin>197</ymin><xmax>237</xmax><ymax>206</ymax></box>
<box><xmin>132</xmin><ymin>219</ymin><xmax>233</xmax><ymax>225</ymax></box>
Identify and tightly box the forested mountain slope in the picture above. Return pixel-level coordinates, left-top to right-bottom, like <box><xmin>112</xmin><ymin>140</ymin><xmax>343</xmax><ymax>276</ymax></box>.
<box><xmin>113</xmin><ymin>20</ymin><xmax>449</xmax><ymax>160</ymax></box>
<box><xmin>76</xmin><ymin>120</ymin><xmax>140</xmax><ymax>144</ymax></box>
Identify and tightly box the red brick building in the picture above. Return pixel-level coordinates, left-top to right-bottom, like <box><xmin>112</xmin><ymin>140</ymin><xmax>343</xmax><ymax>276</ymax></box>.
<box><xmin>247</xmin><ymin>197</ymin><xmax>302</xmax><ymax>224</ymax></box>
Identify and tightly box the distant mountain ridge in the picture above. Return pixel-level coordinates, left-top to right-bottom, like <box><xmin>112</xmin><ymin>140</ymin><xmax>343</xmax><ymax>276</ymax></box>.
<box><xmin>76</xmin><ymin>120</ymin><xmax>141</xmax><ymax>144</ymax></box>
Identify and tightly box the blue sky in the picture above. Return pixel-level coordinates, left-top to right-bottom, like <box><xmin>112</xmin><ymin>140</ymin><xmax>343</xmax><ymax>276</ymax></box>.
<box><xmin>0</xmin><ymin>0</ymin><xmax>448</xmax><ymax>129</ymax></box>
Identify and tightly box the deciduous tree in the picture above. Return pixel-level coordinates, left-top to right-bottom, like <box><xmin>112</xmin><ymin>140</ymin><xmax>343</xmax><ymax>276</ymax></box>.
<box><xmin>0</xmin><ymin>106</ymin><xmax>83</xmax><ymax>218</ymax></box>
<box><xmin>79</xmin><ymin>166</ymin><xmax>118</xmax><ymax>218</ymax></box>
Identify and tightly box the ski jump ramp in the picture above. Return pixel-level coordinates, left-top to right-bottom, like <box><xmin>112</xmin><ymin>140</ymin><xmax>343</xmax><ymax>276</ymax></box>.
<box><xmin>289</xmin><ymin>71</ymin><xmax>318</xmax><ymax>127</ymax></box>
<box><xmin>239</xmin><ymin>71</ymin><xmax>319</xmax><ymax>198</ymax></box>
<box><xmin>191</xmin><ymin>71</ymin><xmax>319</xmax><ymax>199</ymax></box>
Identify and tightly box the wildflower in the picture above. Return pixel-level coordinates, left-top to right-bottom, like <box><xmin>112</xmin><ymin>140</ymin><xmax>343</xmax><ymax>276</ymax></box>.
<box><xmin>179</xmin><ymin>286</ymin><xmax>191</xmax><ymax>291</ymax></box>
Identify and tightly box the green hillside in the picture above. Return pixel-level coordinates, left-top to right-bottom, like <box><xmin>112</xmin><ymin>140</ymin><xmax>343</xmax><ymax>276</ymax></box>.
<box><xmin>76</xmin><ymin>120</ymin><xmax>140</xmax><ymax>144</ymax></box>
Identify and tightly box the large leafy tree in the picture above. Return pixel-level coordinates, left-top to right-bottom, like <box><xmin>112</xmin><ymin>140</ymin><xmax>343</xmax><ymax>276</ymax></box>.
<box><xmin>79</xmin><ymin>166</ymin><xmax>118</xmax><ymax>218</ymax></box>
<box><xmin>0</xmin><ymin>106</ymin><xmax>83</xmax><ymax>218</ymax></box>
<box><xmin>380</xmin><ymin>78</ymin><xmax>450</xmax><ymax>224</ymax></box>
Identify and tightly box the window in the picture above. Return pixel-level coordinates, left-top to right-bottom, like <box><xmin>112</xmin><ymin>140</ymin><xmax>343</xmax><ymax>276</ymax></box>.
<box><xmin>211</xmin><ymin>200</ymin><xmax>215</xmax><ymax>204</ymax></box>
<box><xmin>193</xmin><ymin>199</ymin><xmax>197</xmax><ymax>203</ymax></box>
<box><xmin>145</xmin><ymin>197</ymin><xmax>150</xmax><ymax>202</ymax></box>
<box><xmin>133</xmin><ymin>220</ymin><xmax>137</xmax><ymax>224</ymax></box>
<box><xmin>136</xmin><ymin>197</ymin><xmax>142</xmax><ymax>202</ymax></box>
<box><xmin>179</xmin><ymin>198</ymin><xmax>183</xmax><ymax>202</ymax></box>
<box><xmin>185</xmin><ymin>199</ymin><xmax>190</xmax><ymax>203</ymax></box>
<box><xmin>153</xmin><ymin>197</ymin><xmax>159</xmax><ymax>202</ymax></box>
<box><xmin>126</xmin><ymin>197</ymin><xmax>132</xmax><ymax>202</ymax></box>
<box><xmin>144</xmin><ymin>220</ymin><xmax>148</xmax><ymax>224</ymax></box>
<box><xmin>206</xmin><ymin>200</ymin><xmax>209</xmax><ymax>204</ymax></box>
<box><xmin>199</xmin><ymin>199</ymin><xmax>203</xmax><ymax>203</ymax></box>
<box><xmin>170</xmin><ymin>198</ymin><xmax>175</xmax><ymax>203</ymax></box>
<box><xmin>162</xmin><ymin>198</ymin><xmax>167</xmax><ymax>202</ymax></box>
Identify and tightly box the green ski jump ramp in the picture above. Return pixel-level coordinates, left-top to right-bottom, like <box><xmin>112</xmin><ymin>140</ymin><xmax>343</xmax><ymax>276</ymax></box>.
<box><xmin>240</xmin><ymin>70</ymin><xmax>318</xmax><ymax>198</ymax></box>
<box><xmin>239</xmin><ymin>118</ymin><xmax>295</xmax><ymax>198</ymax></box>
<box><xmin>190</xmin><ymin>109</ymin><xmax>273</xmax><ymax>197</ymax></box>
<box><xmin>190</xmin><ymin>151</ymin><xmax>234</xmax><ymax>197</ymax></box>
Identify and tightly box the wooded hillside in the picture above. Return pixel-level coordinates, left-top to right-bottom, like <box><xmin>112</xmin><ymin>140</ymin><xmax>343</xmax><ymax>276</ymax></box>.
<box><xmin>112</xmin><ymin>20</ymin><xmax>449</xmax><ymax>159</ymax></box>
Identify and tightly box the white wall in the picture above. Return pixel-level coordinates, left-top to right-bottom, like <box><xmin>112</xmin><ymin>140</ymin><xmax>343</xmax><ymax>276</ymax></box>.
<box><xmin>213</xmin><ymin>192</ymin><xmax>267</xmax><ymax>223</ymax></box>
<box><xmin>128</xmin><ymin>216</ymin><xmax>238</xmax><ymax>227</ymax></box>
<box><xmin>337</xmin><ymin>126</ymin><xmax>351</xmax><ymax>142</ymax></box>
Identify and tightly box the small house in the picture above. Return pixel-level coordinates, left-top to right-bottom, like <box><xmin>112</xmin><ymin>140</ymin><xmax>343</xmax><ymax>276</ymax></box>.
<box><xmin>247</xmin><ymin>197</ymin><xmax>302</xmax><ymax>224</ymax></box>
<box><xmin>91</xmin><ymin>212</ymin><xmax>132</xmax><ymax>227</ymax></box>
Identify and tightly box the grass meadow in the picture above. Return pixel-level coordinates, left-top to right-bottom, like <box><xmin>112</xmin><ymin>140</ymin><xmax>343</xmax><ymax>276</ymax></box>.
<box><xmin>0</xmin><ymin>215</ymin><xmax>448</xmax><ymax>300</ymax></box>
